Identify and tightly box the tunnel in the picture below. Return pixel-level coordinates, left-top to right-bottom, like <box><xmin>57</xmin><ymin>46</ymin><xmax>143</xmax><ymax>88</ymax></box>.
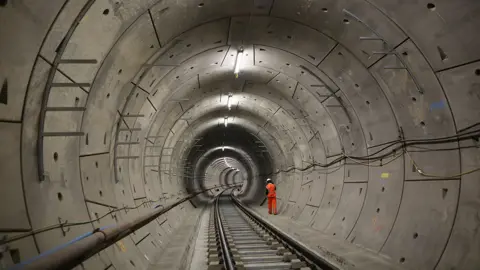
<box><xmin>1</xmin><ymin>0</ymin><xmax>480</xmax><ymax>269</ymax></box>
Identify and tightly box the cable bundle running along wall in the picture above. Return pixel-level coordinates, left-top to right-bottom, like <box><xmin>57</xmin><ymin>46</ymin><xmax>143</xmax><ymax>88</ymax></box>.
<box><xmin>266</xmin><ymin>128</ymin><xmax>480</xmax><ymax>178</ymax></box>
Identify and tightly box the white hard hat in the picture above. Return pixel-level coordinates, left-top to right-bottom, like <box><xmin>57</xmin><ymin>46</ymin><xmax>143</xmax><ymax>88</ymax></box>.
<box><xmin>266</xmin><ymin>178</ymin><xmax>271</xmax><ymax>182</ymax></box>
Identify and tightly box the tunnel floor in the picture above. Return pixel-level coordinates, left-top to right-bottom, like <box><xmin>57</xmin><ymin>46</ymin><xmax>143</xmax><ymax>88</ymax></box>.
<box><xmin>143</xmin><ymin>195</ymin><xmax>406</xmax><ymax>270</ymax></box>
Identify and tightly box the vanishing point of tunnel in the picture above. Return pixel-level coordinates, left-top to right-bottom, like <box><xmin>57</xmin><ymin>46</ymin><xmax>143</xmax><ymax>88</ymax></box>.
<box><xmin>1</xmin><ymin>0</ymin><xmax>480</xmax><ymax>269</ymax></box>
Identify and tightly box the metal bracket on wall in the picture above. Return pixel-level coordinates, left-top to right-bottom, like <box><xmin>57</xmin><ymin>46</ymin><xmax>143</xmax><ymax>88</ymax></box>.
<box><xmin>58</xmin><ymin>217</ymin><xmax>70</xmax><ymax>236</ymax></box>
<box><xmin>36</xmin><ymin>0</ymin><xmax>97</xmax><ymax>182</ymax></box>
<box><xmin>343</xmin><ymin>8</ymin><xmax>424</xmax><ymax>94</ymax></box>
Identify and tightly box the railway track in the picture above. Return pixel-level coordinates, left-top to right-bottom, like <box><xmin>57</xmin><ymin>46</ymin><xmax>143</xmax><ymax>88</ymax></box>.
<box><xmin>206</xmin><ymin>192</ymin><xmax>337</xmax><ymax>270</ymax></box>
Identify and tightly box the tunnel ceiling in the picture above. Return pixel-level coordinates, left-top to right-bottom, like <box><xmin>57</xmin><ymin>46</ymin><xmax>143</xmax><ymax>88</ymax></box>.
<box><xmin>1</xmin><ymin>0</ymin><xmax>480</xmax><ymax>269</ymax></box>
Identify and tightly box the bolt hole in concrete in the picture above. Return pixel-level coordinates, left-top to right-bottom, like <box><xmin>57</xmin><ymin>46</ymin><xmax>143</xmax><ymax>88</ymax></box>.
<box><xmin>57</xmin><ymin>192</ymin><xmax>63</xmax><ymax>201</ymax></box>
<box><xmin>322</xmin><ymin>7</ymin><xmax>328</xmax><ymax>12</ymax></box>
<box><xmin>475</xmin><ymin>69</ymin><xmax>480</xmax><ymax>76</ymax></box>
<box><xmin>413</xmin><ymin>232</ymin><xmax>419</xmax><ymax>239</ymax></box>
<box><xmin>442</xmin><ymin>188</ymin><xmax>448</xmax><ymax>199</ymax></box>
<box><xmin>402</xmin><ymin>51</ymin><xmax>408</xmax><ymax>56</ymax></box>
<box><xmin>95</xmin><ymin>161</ymin><xmax>99</xmax><ymax>168</ymax></box>
<box><xmin>420</xmin><ymin>121</ymin><xmax>426</xmax><ymax>126</ymax></box>
<box><xmin>437</xmin><ymin>46</ymin><xmax>448</xmax><ymax>61</ymax></box>
<box><xmin>376</xmin><ymin>208</ymin><xmax>380</xmax><ymax>213</ymax></box>
<box><xmin>381</xmin><ymin>186</ymin><xmax>385</xmax><ymax>192</ymax></box>
<box><xmin>53</xmin><ymin>152</ymin><xmax>58</xmax><ymax>161</ymax></box>
<box><xmin>412</xmin><ymin>96</ymin><xmax>417</xmax><ymax>102</ymax></box>
<box><xmin>343</xmin><ymin>18</ymin><xmax>350</xmax><ymax>24</ymax></box>
<box><xmin>0</xmin><ymin>79</ymin><xmax>7</xmax><ymax>105</ymax></box>
<box><xmin>400</xmin><ymin>257</ymin><xmax>406</xmax><ymax>263</ymax></box>
<box><xmin>106</xmin><ymin>93</ymin><xmax>110</xmax><ymax>98</ymax></box>
<box><xmin>103</xmin><ymin>9</ymin><xmax>109</xmax><ymax>15</ymax></box>
<box><xmin>427</xmin><ymin>3</ymin><xmax>436</xmax><ymax>10</ymax></box>
<box><xmin>198</xmin><ymin>3</ymin><xmax>204</xmax><ymax>7</ymax></box>
<box><xmin>99</xmin><ymin>190</ymin><xmax>103</xmax><ymax>197</ymax></box>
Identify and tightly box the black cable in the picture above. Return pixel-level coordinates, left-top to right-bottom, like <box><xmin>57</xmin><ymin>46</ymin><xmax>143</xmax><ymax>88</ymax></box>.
<box><xmin>267</xmin><ymin>131</ymin><xmax>480</xmax><ymax>176</ymax></box>
<box><xmin>363</xmin><ymin>127</ymin><xmax>480</xmax><ymax>151</ymax></box>
<box><xmin>1</xmin><ymin>185</ymin><xmax>238</xmax><ymax>245</ymax></box>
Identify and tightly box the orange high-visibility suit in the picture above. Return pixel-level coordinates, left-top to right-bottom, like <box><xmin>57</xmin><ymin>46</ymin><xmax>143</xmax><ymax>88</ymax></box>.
<box><xmin>266</xmin><ymin>182</ymin><xmax>277</xmax><ymax>215</ymax></box>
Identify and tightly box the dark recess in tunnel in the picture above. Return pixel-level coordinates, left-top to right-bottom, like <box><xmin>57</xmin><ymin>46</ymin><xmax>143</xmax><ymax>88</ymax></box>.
<box><xmin>183</xmin><ymin>124</ymin><xmax>273</xmax><ymax>204</ymax></box>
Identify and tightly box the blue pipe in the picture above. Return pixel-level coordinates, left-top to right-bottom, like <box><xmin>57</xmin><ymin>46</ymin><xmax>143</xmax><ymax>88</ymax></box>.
<box><xmin>9</xmin><ymin>225</ymin><xmax>114</xmax><ymax>270</ymax></box>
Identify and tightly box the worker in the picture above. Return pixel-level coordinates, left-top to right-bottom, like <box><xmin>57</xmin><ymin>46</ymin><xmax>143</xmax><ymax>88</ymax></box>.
<box><xmin>265</xmin><ymin>178</ymin><xmax>277</xmax><ymax>215</ymax></box>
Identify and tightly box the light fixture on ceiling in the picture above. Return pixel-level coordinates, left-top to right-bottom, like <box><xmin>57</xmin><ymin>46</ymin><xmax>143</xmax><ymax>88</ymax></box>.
<box><xmin>234</xmin><ymin>48</ymin><xmax>244</xmax><ymax>78</ymax></box>
<box><xmin>224</xmin><ymin>157</ymin><xmax>230</xmax><ymax>167</ymax></box>
<box><xmin>227</xmin><ymin>93</ymin><xmax>233</xmax><ymax>110</ymax></box>
<box><xmin>224</xmin><ymin>116</ymin><xmax>228</xmax><ymax>127</ymax></box>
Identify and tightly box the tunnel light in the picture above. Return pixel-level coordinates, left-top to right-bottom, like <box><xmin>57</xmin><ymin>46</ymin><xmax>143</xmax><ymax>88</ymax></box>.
<box><xmin>227</xmin><ymin>93</ymin><xmax>233</xmax><ymax>110</ymax></box>
<box><xmin>234</xmin><ymin>49</ymin><xmax>244</xmax><ymax>77</ymax></box>
<box><xmin>222</xmin><ymin>146</ymin><xmax>225</xmax><ymax>151</ymax></box>
<box><xmin>224</xmin><ymin>116</ymin><xmax>229</xmax><ymax>127</ymax></box>
<box><xmin>224</xmin><ymin>158</ymin><xmax>231</xmax><ymax>167</ymax></box>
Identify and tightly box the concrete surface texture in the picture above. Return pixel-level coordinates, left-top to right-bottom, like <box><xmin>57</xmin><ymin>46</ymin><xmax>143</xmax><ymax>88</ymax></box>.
<box><xmin>0</xmin><ymin>0</ymin><xmax>479</xmax><ymax>269</ymax></box>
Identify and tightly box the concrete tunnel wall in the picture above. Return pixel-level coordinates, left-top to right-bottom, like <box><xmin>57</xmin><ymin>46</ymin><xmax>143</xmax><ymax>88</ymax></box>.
<box><xmin>0</xmin><ymin>0</ymin><xmax>480</xmax><ymax>269</ymax></box>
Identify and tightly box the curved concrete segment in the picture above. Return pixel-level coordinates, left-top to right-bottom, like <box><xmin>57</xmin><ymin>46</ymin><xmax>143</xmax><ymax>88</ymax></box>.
<box><xmin>1</xmin><ymin>0</ymin><xmax>480</xmax><ymax>269</ymax></box>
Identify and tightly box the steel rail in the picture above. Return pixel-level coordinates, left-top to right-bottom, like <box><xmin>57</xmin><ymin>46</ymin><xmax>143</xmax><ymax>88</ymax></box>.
<box><xmin>214</xmin><ymin>191</ymin><xmax>236</xmax><ymax>270</ymax></box>
<box><xmin>231</xmin><ymin>195</ymin><xmax>339</xmax><ymax>270</ymax></box>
